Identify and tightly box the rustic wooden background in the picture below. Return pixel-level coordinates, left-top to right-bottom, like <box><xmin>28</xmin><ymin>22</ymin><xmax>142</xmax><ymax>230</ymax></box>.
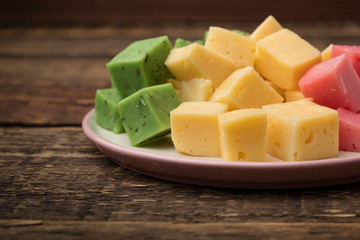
<box><xmin>2</xmin><ymin>0</ymin><xmax>360</xmax><ymax>25</ymax></box>
<box><xmin>1</xmin><ymin>1</ymin><xmax>360</xmax><ymax>239</ymax></box>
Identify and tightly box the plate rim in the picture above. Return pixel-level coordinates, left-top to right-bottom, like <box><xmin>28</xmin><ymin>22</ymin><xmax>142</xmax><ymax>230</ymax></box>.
<box><xmin>82</xmin><ymin>108</ymin><xmax>360</xmax><ymax>188</ymax></box>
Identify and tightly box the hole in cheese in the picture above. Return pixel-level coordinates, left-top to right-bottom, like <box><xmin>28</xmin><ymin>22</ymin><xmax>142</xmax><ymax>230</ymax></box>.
<box><xmin>273</xmin><ymin>141</ymin><xmax>281</xmax><ymax>150</ymax></box>
<box><xmin>238</xmin><ymin>151</ymin><xmax>247</xmax><ymax>161</ymax></box>
<box><xmin>305</xmin><ymin>131</ymin><xmax>314</xmax><ymax>144</ymax></box>
<box><xmin>293</xmin><ymin>151</ymin><xmax>298</xmax><ymax>161</ymax></box>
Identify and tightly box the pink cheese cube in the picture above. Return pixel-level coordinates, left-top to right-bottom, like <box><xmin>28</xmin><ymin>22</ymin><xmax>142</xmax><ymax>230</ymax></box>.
<box><xmin>298</xmin><ymin>54</ymin><xmax>360</xmax><ymax>113</ymax></box>
<box><xmin>337</xmin><ymin>107</ymin><xmax>360</xmax><ymax>152</ymax></box>
<box><xmin>332</xmin><ymin>45</ymin><xmax>360</xmax><ymax>77</ymax></box>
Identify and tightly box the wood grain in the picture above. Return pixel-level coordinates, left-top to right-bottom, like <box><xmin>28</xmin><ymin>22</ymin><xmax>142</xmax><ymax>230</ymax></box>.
<box><xmin>1</xmin><ymin>22</ymin><xmax>360</xmax><ymax>125</ymax></box>
<box><xmin>1</xmin><ymin>18</ymin><xmax>360</xmax><ymax>239</ymax></box>
<box><xmin>1</xmin><ymin>127</ymin><xmax>360</xmax><ymax>224</ymax></box>
<box><xmin>0</xmin><ymin>57</ymin><xmax>109</xmax><ymax>125</ymax></box>
<box><xmin>1</xmin><ymin>0</ymin><xmax>360</xmax><ymax>25</ymax></box>
<box><xmin>1</xmin><ymin>220</ymin><xmax>360</xmax><ymax>240</ymax></box>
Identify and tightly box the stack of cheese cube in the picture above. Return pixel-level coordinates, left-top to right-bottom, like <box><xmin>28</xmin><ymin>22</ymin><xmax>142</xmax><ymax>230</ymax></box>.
<box><xmin>167</xmin><ymin>15</ymin><xmax>339</xmax><ymax>162</ymax></box>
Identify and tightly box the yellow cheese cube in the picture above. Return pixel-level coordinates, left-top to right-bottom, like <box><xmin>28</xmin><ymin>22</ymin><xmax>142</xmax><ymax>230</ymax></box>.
<box><xmin>284</xmin><ymin>89</ymin><xmax>305</xmax><ymax>102</ymax></box>
<box><xmin>205</xmin><ymin>26</ymin><xmax>256</xmax><ymax>68</ymax></box>
<box><xmin>265</xmin><ymin>80</ymin><xmax>284</xmax><ymax>98</ymax></box>
<box><xmin>210</xmin><ymin>66</ymin><xmax>283</xmax><ymax>110</ymax></box>
<box><xmin>179</xmin><ymin>78</ymin><xmax>214</xmax><ymax>102</ymax></box>
<box><xmin>165</xmin><ymin>43</ymin><xmax>238</xmax><ymax>88</ymax></box>
<box><xmin>218</xmin><ymin>109</ymin><xmax>267</xmax><ymax>162</ymax></box>
<box><xmin>167</xmin><ymin>78</ymin><xmax>180</xmax><ymax>89</ymax></box>
<box><xmin>263</xmin><ymin>99</ymin><xmax>339</xmax><ymax>162</ymax></box>
<box><xmin>170</xmin><ymin>102</ymin><xmax>229</xmax><ymax>157</ymax></box>
<box><xmin>321</xmin><ymin>44</ymin><xmax>333</xmax><ymax>62</ymax></box>
<box><xmin>255</xmin><ymin>29</ymin><xmax>321</xmax><ymax>90</ymax></box>
<box><xmin>167</xmin><ymin>78</ymin><xmax>181</xmax><ymax>98</ymax></box>
<box><xmin>250</xmin><ymin>15</ymin><xmax>283</xmax><ymax>41</ymax></box>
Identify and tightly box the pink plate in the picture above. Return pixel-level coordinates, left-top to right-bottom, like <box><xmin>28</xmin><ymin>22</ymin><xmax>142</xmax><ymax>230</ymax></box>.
<box><xmin>82</xmin><ymin>109</ymin><xmax>360</xmax><ymax>189</ymax></box>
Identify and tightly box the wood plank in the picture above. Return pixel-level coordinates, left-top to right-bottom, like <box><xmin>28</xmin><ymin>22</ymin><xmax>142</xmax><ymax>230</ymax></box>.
<box><xmin>0</xmin><ymin>25</ymin><xmax>210</xmax><ymax>125</ymax></box>
<box><xmin>1</xmin><ymin>0</ymin><xmax>360</xmax><ymax>25</ymax></box>
<box><xmin>1</xmin><ymin>127</ymin><xmax>360</xmax><ymax>223</ymax></box>
<box><xmin>0</xmin><ymin>220</ymin><xmax>360</xmax><ymax>240</ymax></box>
<box><xmin>0</xmin><ymin>57</ymin><xmax>109</xmax><ymax>125</ymax></box>
<box><xmin>1</xmin><ymin>22</ymin><xmax>360</xmax><ymax>239</ymax></box>
<box><xmin>1</xmin><ymin>21</ymin><xmax>360</xmax><ymax>58</ymax></box>
<box><xmin>1</xmin><ymin>22</ymin><xmax>360</xmax><ymax>125</ymax></box>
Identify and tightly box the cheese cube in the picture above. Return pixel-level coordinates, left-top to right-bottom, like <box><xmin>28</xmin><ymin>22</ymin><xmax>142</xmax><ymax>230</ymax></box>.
<box><xmin>179</xmin><ymin>78</ymin><xmax>214</xmax><ymax>102</ymax></box>
<box><xmin>218</xmin><ymin>109</ymin><xmax>267</xmax><ymax>162</ymax></box>
<box><xmin>255</xmin><ymin>29</ymin><xmax>321</xmax><ymax>90</ymax></box>
<box><xmin>332</xmin><ymin>45</ymin><xmax>360</xmax><ymax>77</ymax></box>
<box><xmin>107</xmin><ymin>36</ymin><xmax>173</xmax><ymax>98</ymax></box>
<box><xmin>95</xmin><ymin>88</ymin><xmax>125</xmax><ymax>134</ymax></box>
<box><xmin>167</xmin><ymin>78</ymin><xmax>180</xmax><ymax>89</ymax></box>
<box><xmin>167</xmin><ymin>78</ymin><xmax>181</xmax><ymax>97</ymax></box>
<box><xmin>205</xmin><ymin>26</ymin><xmax>256</xmax><ymax>68</ymax></box>
<box><xmin>170</xmin><ymin>102</ymin><xmax>229</xmax><ymax>157</ymax></box>
<box><xmin>165</xmin><ymin>43</ymin><xmax>238</xmax><ymax>88</ymax></box>
<box><xmin>210</xmin><ymin>67</ymin><xmax>283</xmax><ymax>110</ymax></box>
<box><xmin>265</xmin><ymin>80</ymin><xmax>284</xmax><ymax>98</ymax></box>
<box><xmin>321</xmin><ymin>44</ymin><xmax>333</xmax><ymax>62</ymax></box>
<box><xmin>337</xmin><ymin>107</ymin><xmax>360</xmax><ymax>152</ymax></box>
<box><xmin>250</xmin><ymin>15</ymin><xmax>283</xmax><ymax>41</ymax></box>
<box><xmin>284</xmin><ymin>90</ymin><xmax>305</xmax><ymax>102</ymax></box>
<box><xmin>263</xmin><ymin>99</ymin><xmax>339</xmax><ymax>162</ymax></box>
<box><xmin>118</xmin><ymin>83</ymin><xmax>181</xmax><ymax>146</ymax></box>
<box><xmin>299</xmin><ymin>54</ymin><xmax>360</xmax><ymax>113</ymax></box>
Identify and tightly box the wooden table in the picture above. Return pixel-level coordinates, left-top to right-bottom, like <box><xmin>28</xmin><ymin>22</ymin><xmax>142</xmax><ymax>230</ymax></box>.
<box><xmin>1</xmin><ymin>11</ymin><xmax>360</xmax><ymax>239</ymax></box>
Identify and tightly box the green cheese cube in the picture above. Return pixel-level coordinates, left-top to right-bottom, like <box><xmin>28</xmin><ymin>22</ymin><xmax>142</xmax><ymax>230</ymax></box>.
<box><xmin>232</xmin><ymin>29</ymin><xmax>250</xmax><ymax>36</ymax></box>
<box><xmin>107</xmin><ymin>36</ymin><xmax>173</xmax><ymax>98</ymax></box>
<box><xmin>110</xmin><ymin>77</ymin><xmax>116</xmax><ymax>88</ymax></box>
<box><xmin>174</xmin><ymin>38</ymin><xmax>193</xmax><ymax>48</ymax></box>
<box><xmin>174</xmin><ymin>38</ymin><xmax>204</xmax><ymax>48</ymax></box>
<box><xmin>95</xmin><ymin>88</ymin><xmax>125</xmax><ymax>134</ymax></box>
<box><xmin>118</xmin><ymin>83</ymin><xmax>181</xmax><ymax>146</ymax></box>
